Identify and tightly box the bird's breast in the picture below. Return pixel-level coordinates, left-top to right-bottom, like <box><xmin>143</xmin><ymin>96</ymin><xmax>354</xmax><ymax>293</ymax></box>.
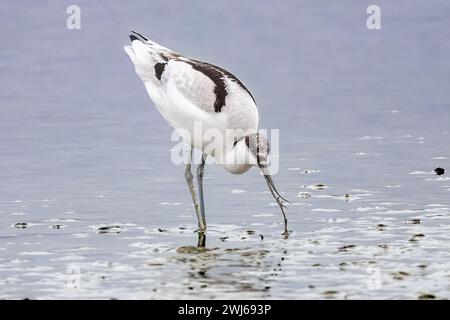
<box><xmin>223</xmin><ymin>163</ymin><xmax>252</xmax><ymax>174</ymax></box>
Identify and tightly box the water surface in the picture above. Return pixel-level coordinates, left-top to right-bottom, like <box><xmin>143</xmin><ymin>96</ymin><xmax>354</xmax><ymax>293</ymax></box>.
<box><xmin>1</xmin><ymin>0</ymin><xmax>450</xmax><ymax>299</ymax></box>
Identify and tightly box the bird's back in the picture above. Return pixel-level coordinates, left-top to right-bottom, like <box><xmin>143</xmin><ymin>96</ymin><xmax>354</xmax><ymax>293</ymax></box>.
<box><xmin>125</xmin><ymin>33</ymin><xmax>259</xmax><ymax>150</ymax></box>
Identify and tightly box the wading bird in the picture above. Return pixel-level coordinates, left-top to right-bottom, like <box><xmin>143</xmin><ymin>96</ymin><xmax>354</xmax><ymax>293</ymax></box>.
<box><xmin>124</xmin><ymin>31</ymin><xmax>289</xmax><ymax>245</ymax></box>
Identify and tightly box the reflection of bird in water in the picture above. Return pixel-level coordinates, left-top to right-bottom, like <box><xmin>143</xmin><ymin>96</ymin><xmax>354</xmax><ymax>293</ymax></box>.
<box><xmin>175</xmin><ymin>244</ymin><xmax>288</xmax><ymax>297</ymax></box>
<box><xmin>124</xmin><ymin>31</ymin><xmax>289</xmax><ymax>246</ymax></box>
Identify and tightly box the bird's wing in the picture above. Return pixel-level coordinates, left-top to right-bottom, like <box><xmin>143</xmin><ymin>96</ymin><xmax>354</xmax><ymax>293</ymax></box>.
<box><xmin>161</xmin><ymin>58</ymin><xmax>255</xmax><ymax>114</ymax></box>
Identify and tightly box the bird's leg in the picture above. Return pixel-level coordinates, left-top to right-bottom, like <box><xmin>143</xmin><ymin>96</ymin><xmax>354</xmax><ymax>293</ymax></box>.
<box><xmin>197</xmin><ymin>231</ymin><xmax>206</xmax><ymax>248</ymax></box>
<box><xmin>261</xmin><ymin>167</ymin><xmax>290</xmax><ymax>239</ymax></box>
<box><xmin>266</xmin><ymin>181</ymin><xmax>289</xmax><ymax>239</ymax></box>
<box><xmin>196</xmin><ymin>153</ymin><xmax>207</xmax><ymax>232</ymax></box>
<box><xmin>184</xmin><ymin>147</ymin><xmax>206</xmax><ymax>234</ymax></box>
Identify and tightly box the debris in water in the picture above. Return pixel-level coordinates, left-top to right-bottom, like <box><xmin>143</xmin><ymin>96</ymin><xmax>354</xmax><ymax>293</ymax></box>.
<box><xmin>409</xmin><ymin>234</ymin><xmax>425</xmax><ymax>242</ymax></box>
<box><xmin>303</xmin><ymin>169</ymin><xmax>320</xmax><ymax>174</ymax></box>
<box><xmin>434</xmin><ymin>167</ymin><xmax>445</xmax><ymax>175</ymax></box>
<box><xmin>339</xmin><ymin>262</ymin><xmax>347</xmax><ymax>270</ymax></box>
<box><xmin>14</xmin><ymin>222</ymin><xmax>28</xmax><ymax>229</ymax></box>
<box><xmin>418</xmin><ymin>293</ymin><xmax>436</xmax><ymax>300</ymax></box>
<box><xmin>158</xmin><ymin>228</ymin><xmax>167</xmax><ymax>232</ymax></box>
<box><xmin>176</xmin><ymin>246</ymin><xmax>209</xmax><ymax>254</ymax></box>
<box><xmin>338</xmin><ymin>244</ymin><xmax>356</xmax><ymax>252</ymax></box>
<box><xmin>391</xmin><ymin>271</ymin><xmax>411</xmax><ymax>281</ymax></box>
<box><xmin>322</xmin><ymin>290</ymin><xmax>338</xmax><ymax>297</ymax></box>
<box><xmin>97</xmin><ymin>225</ymin><xmax>122</xmax><ymax>234</ymax></box>
<box><xmin>298</xmin><ymin>192</ymin><xmax>311</xmax><ymax>198</ymax></box>
<box><xmin>259</xmin><ymin>234</ymin><xmax>264</xmax><ymax>240</ymax></box>
<box><xmin>312</xmin><ymin>183</ymin><xmax>327</xmax><ymax>190</ymax></box>
<box><xmin>406</xmin><ymin>218</ymin><xmax>421</xmax><ymax>224</ymax></box>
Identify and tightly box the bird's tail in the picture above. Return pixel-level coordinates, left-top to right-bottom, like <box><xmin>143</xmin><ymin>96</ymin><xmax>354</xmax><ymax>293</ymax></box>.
<box><xmin>125</xmin><ymin>30</ymin><xmax>182</xmax><ymax>62</ymax></box>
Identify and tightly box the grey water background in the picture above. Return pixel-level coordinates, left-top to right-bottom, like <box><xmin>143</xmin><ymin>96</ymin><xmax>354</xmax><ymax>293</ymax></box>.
<box><xmin>1</xmin><ymin>0</ymin><xmax>449</xmax><ymax>299</ymax></box>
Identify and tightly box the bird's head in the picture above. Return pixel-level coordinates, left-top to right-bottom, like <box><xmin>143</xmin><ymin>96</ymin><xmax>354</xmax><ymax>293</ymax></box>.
<box><xmin>247</xmin><ymin>133</ymin><xmax>290</xmax><ymax>236</ymax></box>
<box><xmin>242</xmin><ymin>133</ymin><xmax>285</xmax><ymax>197</ymax></box>
<box><xmin>233</xmin><ymin>133</ymin><xmax>289</xmax><ymax>234</ymax></box>
<box><xmin>226</xmin><ymin>132</ymin><xmax>269</xmax><ymax>174</ymax></box>
<box><xmin>240</xmin><ymin>132</ymin><xmax>270</xmax><ymax>168</ymax></box>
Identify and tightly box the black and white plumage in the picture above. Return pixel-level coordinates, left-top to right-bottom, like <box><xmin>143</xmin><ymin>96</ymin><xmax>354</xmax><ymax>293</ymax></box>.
<box><xmin>124</xmin><ymin>31</ymin><xmax>289</xmax><ymax>244</ymax></box>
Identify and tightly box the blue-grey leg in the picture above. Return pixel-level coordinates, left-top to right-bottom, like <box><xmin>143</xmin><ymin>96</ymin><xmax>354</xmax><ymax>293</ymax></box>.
<box><xmin>196</xmin><ymin>153</ymin><xmax>207</xmax><ymax>231</ymax></box>
<box><xmin>184</xmin><ymin>146</ymin><xmax>206</xmax><ymax>233</ymax></box>
<box><xmin>197</xmin><ymin>231</ymin><xmax>206</xmax><ymax>248</ymax></box>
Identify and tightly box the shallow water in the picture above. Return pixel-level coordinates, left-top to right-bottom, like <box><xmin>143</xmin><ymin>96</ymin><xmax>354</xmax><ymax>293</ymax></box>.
<box><xmin>1</xmin><ymin>1</ymin><xmax>450</xmax><ymax>299</ymax></box>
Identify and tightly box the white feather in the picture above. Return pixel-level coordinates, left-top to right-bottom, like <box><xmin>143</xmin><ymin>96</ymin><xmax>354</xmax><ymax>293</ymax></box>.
<box><xmin>124</xmin><ymin>37</ymin><xmax>258</xmax><ymax>169</ymax></box>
